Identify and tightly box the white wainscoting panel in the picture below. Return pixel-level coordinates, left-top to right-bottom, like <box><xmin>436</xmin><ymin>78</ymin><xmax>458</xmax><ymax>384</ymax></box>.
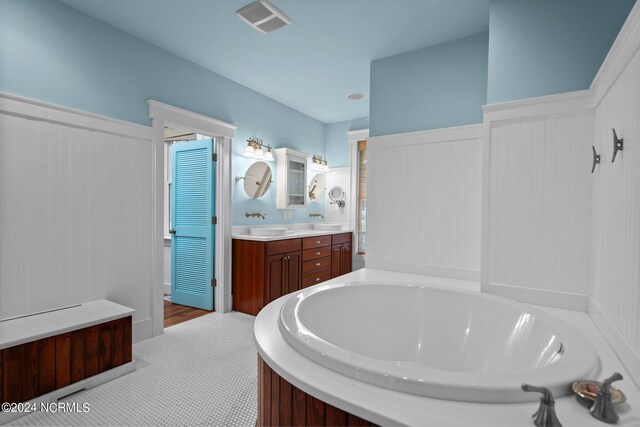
<box><xmin>591</xmin><ymin>45</ymin><xmax>640</xmax><ymax>355</ymax></box>
<box><xmin>484</xmin><ymin>111</ymin><xmax>594</xmax><ymax>295</ymax></box>
<box><xmin>0</xmin><ymin>106</ymin><xmax>153</xmax><ymax>341</ymax></box>
<box><xmin>366</xmin><ymin>125</ymin><xmax>482</xmax><ymax>281</ymax></box>
<box><xmin>323</xmin><ymin>167</ymin><xmax>351</xmax><ymax>226</ymax></box>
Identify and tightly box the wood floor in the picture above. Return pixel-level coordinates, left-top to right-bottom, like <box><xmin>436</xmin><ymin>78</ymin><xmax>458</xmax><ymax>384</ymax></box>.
<box><xmin>164</xmin><ymin>297</ymin><xmax>211</xmax><ymax>328</ymax></box>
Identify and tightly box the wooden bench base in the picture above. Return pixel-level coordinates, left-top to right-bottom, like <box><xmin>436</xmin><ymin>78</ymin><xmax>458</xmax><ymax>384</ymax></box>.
<box><xmin>1</xmin><ymin>316</ymin><xmax>132</xmax><ymax>410</ymax></box>
<box><xmin>257</xmin><ymin>355</ymin><xmax>375</xmax><ymax>426</ymax></box>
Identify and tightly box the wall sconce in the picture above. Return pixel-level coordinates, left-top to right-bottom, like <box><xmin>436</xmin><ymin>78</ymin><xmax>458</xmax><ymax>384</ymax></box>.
<box><xmin>310</xmin><ymin>155</ymin><xmax>330</xmax><ymax>172</ymax></box>
<box><xmin>243</xmin><ymin>137</ymin><xmax>274</xmax><ymax>161</ymax></box>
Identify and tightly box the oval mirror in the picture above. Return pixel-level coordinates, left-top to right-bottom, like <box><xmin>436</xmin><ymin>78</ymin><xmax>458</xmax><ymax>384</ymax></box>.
<box><xmin>308</xmin><ymin>173</ymin><xmax>326</xmax><ymax>201</ymax></box>
<box><xmin>243</xmin><ymin>161</ymin><xmax>272</xmax><ymax>199</ymax></box>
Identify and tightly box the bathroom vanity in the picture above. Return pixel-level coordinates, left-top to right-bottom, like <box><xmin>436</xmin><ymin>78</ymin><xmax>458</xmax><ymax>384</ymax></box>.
<box><xmin>232</xmin><ymin>230</ymin><xmax>352</xmax><ymax>316</ymax></box>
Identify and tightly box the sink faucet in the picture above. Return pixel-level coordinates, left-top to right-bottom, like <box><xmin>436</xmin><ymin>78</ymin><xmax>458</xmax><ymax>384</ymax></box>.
<box><xmin>590</xmin><ymin>372</ymin><xmax>623</xmax><ymax>424</ymax></box>
<box><xmin>246</xmin><ymin>212</ymin><xmax>266</xmax><ymax>219</ymax></box>
<box><xmin>521</xmin><ymin>384</ymin><xmax>562</xmax><ymax>427</ymax></box>
<box><xmin>309</xmin><ymin>213</ymin><xmax>324</xmax><ymax>219</ymax></box>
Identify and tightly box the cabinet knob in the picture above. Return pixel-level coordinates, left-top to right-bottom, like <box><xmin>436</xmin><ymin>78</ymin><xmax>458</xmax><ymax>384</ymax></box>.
<box><xmin>316</xmin><ymin>240</ymin><xmax>321</xmax><ymax>244</ymax></box>
<box><xmin>315</xmin><ymin>252</ymin><xmax>321</xmax><ymax>256</ymax></box>
<box><xmin>316</xmin><ymin>262</ymin><xmax>320</xmax><ymax>266</ymax></box>
<box><xmin>315</xmin><ymin>277</ymin><xmax>320</xmax><ymax>282</ymax></box>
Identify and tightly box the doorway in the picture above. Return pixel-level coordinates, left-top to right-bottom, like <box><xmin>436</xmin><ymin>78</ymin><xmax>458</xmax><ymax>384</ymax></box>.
<box><xmin>149</xmin><ymin>99</ymin><xmax>235</xmax><ymax>338</ymax></box>
<box><xmin>163</xmin><ymin>126</ymin><xmax>215</xmax><ymax>326</ymax></box>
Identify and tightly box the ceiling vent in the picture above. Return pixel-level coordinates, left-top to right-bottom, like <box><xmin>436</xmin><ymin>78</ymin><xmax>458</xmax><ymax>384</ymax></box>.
<box><xmin>236</xmin><ymin>0</ymin><xmax>291</xmax><ymax>33</ymax></box>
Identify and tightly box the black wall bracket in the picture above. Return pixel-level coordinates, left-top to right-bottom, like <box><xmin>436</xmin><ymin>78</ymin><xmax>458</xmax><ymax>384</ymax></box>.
<box><xmin>611</xmin><ymin>128</ymin><xmax>623</xmax><ymax>163</ymax></box>
<box><xmin>592</xmin><ymin>146</ymin><xmax>601</xmax><ymax>173</ymax></box>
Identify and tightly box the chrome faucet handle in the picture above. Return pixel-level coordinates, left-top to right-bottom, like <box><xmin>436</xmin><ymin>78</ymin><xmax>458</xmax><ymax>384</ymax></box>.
<box><xmin>590</xmin><ymin>372</ymin><xmax>623</xmax><ymax>424</ymax></box>
<box><xmin>522</xmin><ymin>384</ymin><xmax>562</xmax><ymax>427</ymax></box>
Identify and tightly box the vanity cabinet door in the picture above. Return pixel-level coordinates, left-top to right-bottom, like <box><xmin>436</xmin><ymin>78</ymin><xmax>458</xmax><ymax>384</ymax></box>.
<box><xmin>341</xmin><ymin>243</ymin><xmax>352</xmax><ymax>276</ymax></box>
<box><xmin>266</xmin><ymin>252</ymin><xmax>301</xmax><ymax>304</ymax></box>
<box><xmin>331</xmin><ymin>245</ymin><xmax>342</xmax><ymax>278</ymax></box>
<box><xmin>283</xmin><ymin>251</ymin><xmax>301</xmax><ymax>295</ymax></box>
<box><xmin>331</xmin><ymin>243</ymin><xmax>352</xmax><ymax>278</ymax></box>
<box><xmin>265</xmin><ymin>254</ymin><xmax>285</xmax><ymax>304</ymax></box>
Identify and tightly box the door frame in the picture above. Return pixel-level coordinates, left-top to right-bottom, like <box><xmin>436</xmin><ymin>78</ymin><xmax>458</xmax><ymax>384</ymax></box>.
<box><xmin>347</xmin><ymin>128</ymin><xmax>368</xmax><ymax>268</ymax></box>
<box><xmin>148</xmin><ymin>100</ymin><xmax>236</xmax><ymax>337</ymax></box>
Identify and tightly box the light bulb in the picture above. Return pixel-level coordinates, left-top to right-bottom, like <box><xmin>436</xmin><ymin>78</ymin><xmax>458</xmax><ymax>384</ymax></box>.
<box><xmin>264</xmin><ymin>149</ymin><xmax>274</xmax><ymax>161</ymax></box>
<box><xmin>243</xmin><ymin>144</ymin><xmax>255</xmax><ymax>157</ymax></box>
<box><xmin>253</xmin><ymin>148</ymin><xmax>264</xmax><ymax>159</ymax></box>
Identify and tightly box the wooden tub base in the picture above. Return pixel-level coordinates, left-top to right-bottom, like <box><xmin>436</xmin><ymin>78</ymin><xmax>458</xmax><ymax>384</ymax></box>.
<box><xmin>257</xmin><ymin>355</ymin><xmax>375</xmax><ymax>426</ymax></box>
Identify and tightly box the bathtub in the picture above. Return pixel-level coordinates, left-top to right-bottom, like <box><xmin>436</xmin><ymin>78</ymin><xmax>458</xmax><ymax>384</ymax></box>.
<box><xmin>278</xmin><ymin>281</ymin><xmax>599</xmax><ymax>403</ymax></box>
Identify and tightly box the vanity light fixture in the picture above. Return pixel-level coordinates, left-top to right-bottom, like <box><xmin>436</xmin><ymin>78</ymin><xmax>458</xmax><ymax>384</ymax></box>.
<box><xmin>310</xmin><ymin>155</ymin><xmax>330</xmax><ymax>172</ymax></box>
<box><xmin>243</xmin><ymin>137</ymin><xmax>274</xmax><ymax>161</ymax></box>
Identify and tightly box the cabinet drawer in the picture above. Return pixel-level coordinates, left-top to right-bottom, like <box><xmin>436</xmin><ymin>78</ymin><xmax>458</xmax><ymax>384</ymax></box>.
<box><xmin>302</xmin><ymin>246</ymin><xmax>332</xmax><ymax>261</ymax></box>
<box><xmin>331</xmin><ymin>232</ymin><xmax>352</xmax><ymax>245</ymax></box>
<box><xmin>302</xmin><ymin>267</ymin><xmax>332</xmax><ymax>288</ymax></box>
<box><xmin>266</xmin><ymin>238</ymin><xmax>301</xmax><ymax>256</ymax></box>
<box><xmin>302</xmin><ymin>256</ymin><xmax>331</xmax><ymax>273</ymax></box>
<box><xmin>302</xmin><ymin>235</ymin><xmax>332</xmax><ymax>250</ymax></box>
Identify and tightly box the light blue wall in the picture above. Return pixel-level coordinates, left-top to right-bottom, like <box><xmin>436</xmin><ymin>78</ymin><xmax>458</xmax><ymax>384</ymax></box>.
<box><xmin>325</xmin><ymin>118</ymin><xmax>369</xmax><ymax>168</ymax></box>
<box><xmin>0</xmin><ymin>0</ymin><xmax>326</xmax><ymax>226</ymax></box>
<box><xmin>487</xmin><ymin>0</ymin><xmax>635</xmax><ymax>104</ymax></box>
<box><xmin>369</xmin><ymin>32</ymin><xmax>488</xmax><ymax>137</ymax></box>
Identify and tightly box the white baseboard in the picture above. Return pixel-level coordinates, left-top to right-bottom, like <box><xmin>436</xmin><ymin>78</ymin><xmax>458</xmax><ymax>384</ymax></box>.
<box><xmin>132</xmin><ymin>317</ymin><xmax>153</xmax><ymax>343</ymax></box>
<box><xmin>366</xmin><ymin>259</ymin><xmax>480</xmax><ymax>282</ymax></box>
<box><xmin>481</xmin><ymin>282</ymin><xmax>589</xmax><ymax>311</ymax></box>
<box><xmin>0</xmin><ymin>361</ymin><xmax>135</xmax><ymax>425</ymax></box>
<box><xmin>588</xmin><ymin>298</ymin><xmax>640</xmax><ymax>389</ymax></box>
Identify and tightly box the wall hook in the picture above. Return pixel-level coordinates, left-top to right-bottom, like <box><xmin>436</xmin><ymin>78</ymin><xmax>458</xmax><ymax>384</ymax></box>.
<box><xmin>611</xmin><ymin>128</ymin><xmax>623</xmax><ymax>163</ymax></box>
<box><xmin>591</xmin><ymin>146</ymin><xmax>601</xmax><ymax>173</ymax></box>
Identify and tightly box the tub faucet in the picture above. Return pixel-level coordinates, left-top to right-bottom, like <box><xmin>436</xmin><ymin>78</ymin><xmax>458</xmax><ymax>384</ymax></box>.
<box><xmin>521</xmin><ymin>384</ymin><xmax>562</xmax><ymax>427</ymax></box>
<box><xmin>309</xmin><ymin>213</ymin><xmax>324</xmax><ymax>219</ymax></box>
<box><xmin>246</xmin><ymin>212</ymin><xmax>266</xmax><ymax>219</ymax></box>
<box><xmin>590</xmin><ymin>372</ymin><xmax>623</xmax><ymax>424</ymax></box>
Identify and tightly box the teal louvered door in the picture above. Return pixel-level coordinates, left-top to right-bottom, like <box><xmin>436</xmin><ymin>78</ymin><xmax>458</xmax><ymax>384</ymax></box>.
<box><xmin>170</xmin><ymin>138</ymin><xmax>215</xmax><ymax>311</ymax></box>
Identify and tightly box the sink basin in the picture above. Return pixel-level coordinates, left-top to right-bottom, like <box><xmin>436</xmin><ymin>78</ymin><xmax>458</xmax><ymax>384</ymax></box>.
<box><xmin>312</xmin><ymin>223</ymin><xmax>342</xmax><ymax>231</ymax></box>
<box><xmin>249</xmin><ymin>227</ymin><xmax>288</xmax><ymax>237</ymax></box>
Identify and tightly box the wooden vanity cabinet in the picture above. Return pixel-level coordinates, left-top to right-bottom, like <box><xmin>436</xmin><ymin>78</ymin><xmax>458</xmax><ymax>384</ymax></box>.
<box><xmin>331</xmin><ymin>233</ymin><xmax>352</xmax><ymax>278</ymax></box>
<box><xmin>299</xmin><ymin>236</ymin><xmax>331</xmax><ymax>288</ymax></box>
<box><xmin>232</xmin><ymin>238</ymin><xmax>302</xmax><ymax>316</ymax></box>
<box><xmin>232</xmin><ymin>232</ymin><xmax>353</xmax><ymax>316</ymax></box>
<box><xmin>266</xmin><ymin>251</ymin><xmax>301</xmax><ymax>303</ymax></box>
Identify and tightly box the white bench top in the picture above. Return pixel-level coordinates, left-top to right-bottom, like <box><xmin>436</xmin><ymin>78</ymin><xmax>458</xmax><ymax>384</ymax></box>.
<box><xmin>0</xmin><ymin>299</ymin><xmax>135</xmax><ymax>350</ymax></box>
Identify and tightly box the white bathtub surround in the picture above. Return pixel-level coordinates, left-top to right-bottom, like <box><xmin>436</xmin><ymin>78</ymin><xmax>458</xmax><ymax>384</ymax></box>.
<box><xmin>256</xmin><ymin>269</ymin><xmax>640</xmax><ymax>426</ymax></box>
<box><xmin>12</xmin><ymin>312</ymin><xmax>257</xmax><ymax>427</ymax></box>
<box><xmin>366</xmin><ymin>124</ymin><xmax>483</xmax><ymax>282</ymax></box>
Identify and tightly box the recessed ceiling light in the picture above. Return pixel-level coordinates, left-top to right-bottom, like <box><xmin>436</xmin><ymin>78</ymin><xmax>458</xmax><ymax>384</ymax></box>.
<box><xmin>347</xmin><ymin>93</ymin><xmax>364</xmax><ymax>100</ymax></box>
